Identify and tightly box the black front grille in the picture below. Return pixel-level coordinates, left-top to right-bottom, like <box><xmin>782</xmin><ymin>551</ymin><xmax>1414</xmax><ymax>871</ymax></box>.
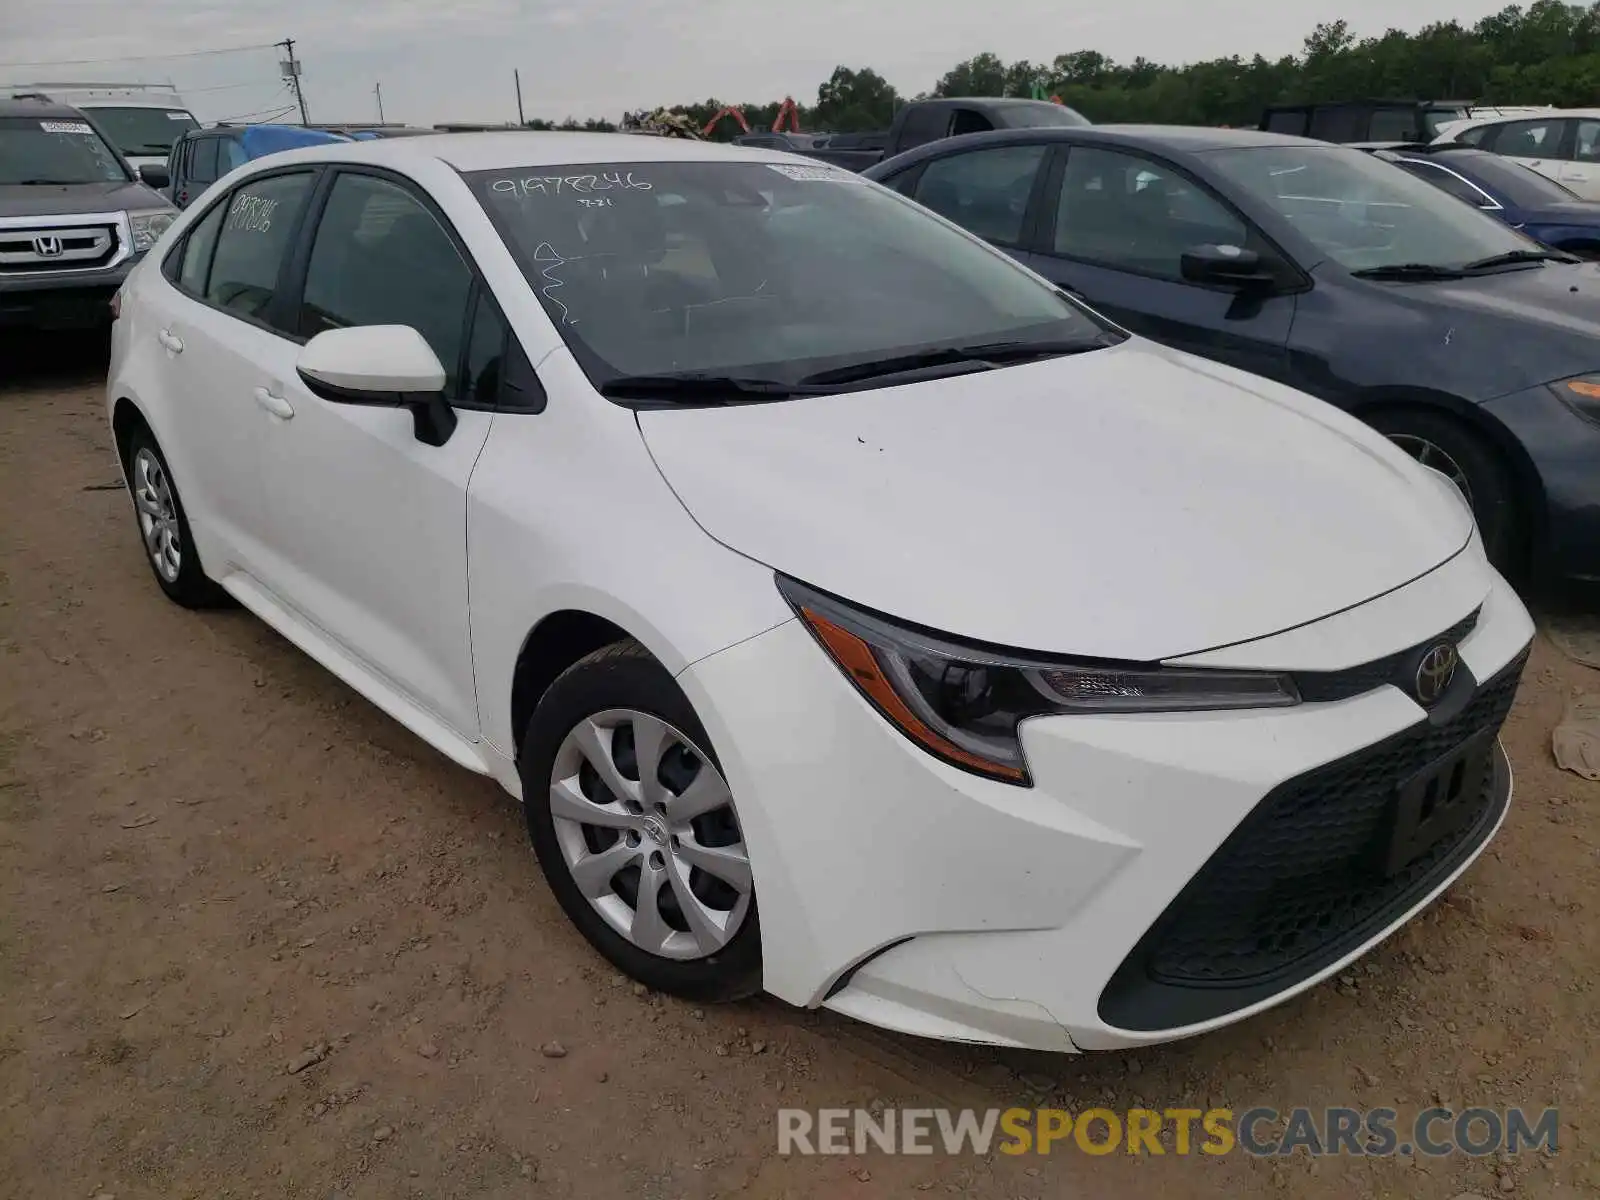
<box><xmin>1099</xmin><ymin>643</ymin><xmax>1528</xmax><ymax>1032</ymax></box>
<box><xmin>1293</xmin><ymin>607</ymin><xmax>1480</xmax><ymax>703</ymax></box>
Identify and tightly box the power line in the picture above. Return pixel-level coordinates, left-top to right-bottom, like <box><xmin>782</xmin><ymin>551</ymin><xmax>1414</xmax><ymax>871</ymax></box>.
<box><xmin>0</xmin><ymin>42</ymin><xmax>275</xmax><ymax>69</ymax></box>
<box><xmin>214</xmin><ymin>88</ymin><xmax>293</xmax><ymax>124</ymax></box>
<box><xmin>182</xmin><ymin>79</ymin><xmax>280</xmax><ymax>95</ymax></box>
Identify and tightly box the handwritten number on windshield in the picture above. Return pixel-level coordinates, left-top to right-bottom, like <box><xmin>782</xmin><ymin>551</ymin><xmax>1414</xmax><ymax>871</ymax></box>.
<box><xmin>491</xmin><ymin>172</ymin><xmax>652</xmax><ymax>198</ymax></box>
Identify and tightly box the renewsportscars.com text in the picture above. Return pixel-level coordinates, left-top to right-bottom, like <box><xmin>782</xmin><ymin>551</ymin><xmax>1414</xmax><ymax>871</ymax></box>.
<box><xmin>777</xmin><ymin>1106</ymin><xmax>1560</xmax><ymax>1157</ymax></box>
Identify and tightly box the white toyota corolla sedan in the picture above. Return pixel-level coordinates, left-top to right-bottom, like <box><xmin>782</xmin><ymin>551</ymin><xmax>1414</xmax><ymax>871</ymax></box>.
<box><xmin>106</xmin><ymin>133</ymin><xmax>1534</xmax><ymax>1052</ymax></box>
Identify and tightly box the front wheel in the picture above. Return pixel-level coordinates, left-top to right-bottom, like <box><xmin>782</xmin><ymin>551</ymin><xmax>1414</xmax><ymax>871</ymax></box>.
<box><xmin>518</xmin><ymin>640</ymin><xmax>762</xmax><ymax>1003</ymax></box>
<box><xmin>1366</xmin><ymin>408</ymin><xmax>1519</xmax><ymax>572</ymax></box>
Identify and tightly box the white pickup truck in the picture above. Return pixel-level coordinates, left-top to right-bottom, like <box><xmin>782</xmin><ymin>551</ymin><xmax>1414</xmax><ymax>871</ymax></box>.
<box><xmin>5</xmin><ymin>83</ymin><xmax>199</xmax><ymax>170</ymax></box>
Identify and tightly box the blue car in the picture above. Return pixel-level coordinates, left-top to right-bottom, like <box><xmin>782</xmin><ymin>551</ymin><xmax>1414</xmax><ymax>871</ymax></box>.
<box><xmin>862</xmin><ymin>125</ymin><xmax>1600</xmax><ymax>589</ymax></box>
<box><xmin>1357</xmin><ymin>142</ymin><xmax>1600</xmax><ymax>259</ymax></box>
<box><xmin>164</xmin><ymin>124</ymin><xmax>350</xmax><ymax>209</ymax></box>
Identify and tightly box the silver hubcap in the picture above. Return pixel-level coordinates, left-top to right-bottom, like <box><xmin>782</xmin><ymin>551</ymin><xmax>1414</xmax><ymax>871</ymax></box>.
<box><xmin>549</xmin><ymin>709</ymin><xmax>752</xmax><ymax>961</ymax></box>
<box><xmin>1387</xmin><ymin>434</ymin><xmax>1473</xmax><ymax>509</ymax></box>
<box><xmin>131</xmin><ymin>447</ymin><xmax>181</xmax><ymax>583</ymax></box>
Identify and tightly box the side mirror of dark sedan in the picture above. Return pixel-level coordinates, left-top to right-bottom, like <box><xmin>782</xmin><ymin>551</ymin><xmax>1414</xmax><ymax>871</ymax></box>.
<box><xmin>1180</xmin><ymin>244</ymin><xmax>1280</xmax><ymax>290</ymax></box>
<box><xmin>138</xmin><ymin>163</ymin><xmax>171</xmax><ymax>190</ymax></box>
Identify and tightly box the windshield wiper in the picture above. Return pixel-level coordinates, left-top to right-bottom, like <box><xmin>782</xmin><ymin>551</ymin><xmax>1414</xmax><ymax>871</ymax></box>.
<box><xmin>1461</xmin><ymin>248</ymin><xmax>1578</xmax><ymax>272</ymax></box>
<box><xmin>1348</xmin><ymin>262</ymin><xmax>1467</xmax><ymax>281</ymax></box>
<box><xmin>598</xmin><ymin>373</ymin><xmax>830</xmax><ymax>402</ymax></box>
<box><xmin>11</xmin><ymin>178</ymin><xmax>88</xmax><ymax>186</ymax></box>
<box><xmin>799</xmin><ymin>339</ymin><xmax>1103</xmax><ymax>387</ymax></box>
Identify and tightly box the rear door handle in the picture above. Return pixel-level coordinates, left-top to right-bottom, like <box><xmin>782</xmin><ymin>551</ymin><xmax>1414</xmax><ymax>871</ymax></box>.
<box><xmin>252</xmin><ymin>387</ymin><xmax>295</xmax><ymax>420</ymax></box>
<box><xmin>157</xmin><ymin>329</ymin><xmax>184</xmax><ymax>354</ymax></box>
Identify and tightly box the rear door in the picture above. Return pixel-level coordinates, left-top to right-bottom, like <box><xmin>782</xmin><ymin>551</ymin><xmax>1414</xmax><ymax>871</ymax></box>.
<box><xmin>1017</xmin><ymin>143</ymin><xmax>1299</xmax><ymax>382</ymax></box>
<box><xmin>141</xmin><ymin>169</ymin><xmax>320</xmax><ymax>576</ymax></box>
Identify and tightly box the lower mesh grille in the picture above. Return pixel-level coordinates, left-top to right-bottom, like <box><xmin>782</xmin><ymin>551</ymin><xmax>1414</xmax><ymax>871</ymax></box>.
<box><xmin>1099</xmin><ymin>644</ymin><xmax>1528</xmax><ymax>1031</ymax></box>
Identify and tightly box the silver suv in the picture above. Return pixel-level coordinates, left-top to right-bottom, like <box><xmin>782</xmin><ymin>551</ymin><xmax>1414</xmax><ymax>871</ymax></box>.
<box><xmin>0</xmin><ymin>94</ymin><xmax>176</xmax><ymax>329</ymax></box>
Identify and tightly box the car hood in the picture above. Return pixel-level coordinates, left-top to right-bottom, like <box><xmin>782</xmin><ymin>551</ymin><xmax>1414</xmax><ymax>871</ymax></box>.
<box><xmin>637</xmin><ymin>341</ymin><xmax>1473</xmax><ymax>660</ymax></box>
<box><xmin>0</xmin><ymin>180</ymin><xmax>168</xmax><ymax>217</ymax></box>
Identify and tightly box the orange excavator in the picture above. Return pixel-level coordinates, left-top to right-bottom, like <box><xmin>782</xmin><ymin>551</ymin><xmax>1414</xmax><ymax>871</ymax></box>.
<box><xmin>701</xmin><ymin>96</ymin><xmax>803</xmax><ymax>138</ymax></box>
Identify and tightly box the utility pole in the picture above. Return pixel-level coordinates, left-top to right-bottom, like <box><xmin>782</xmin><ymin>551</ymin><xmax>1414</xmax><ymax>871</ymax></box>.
<box><xmin>374</xmin><ymin>82</ymin><xmax>385</xmax><ymax>123</ymax></box>
<box><xmin>514</xmin><ymin>69</ymin><xmax>525</xmax><ymax>126</ymax></box>
<box><xmin>277</xmin><ymin>37</ymin><xmax>310</xmax><ymax>125</ymax></box>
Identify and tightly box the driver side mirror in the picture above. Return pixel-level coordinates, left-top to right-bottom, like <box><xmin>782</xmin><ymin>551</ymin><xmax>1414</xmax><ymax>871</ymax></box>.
<box><xmin>296</xmin><ymin>325</ymin><xmax>458</xmax><ymax>447</ymax></box>
<box><xmin>138</xmin><ymin>163</ymin><xmax>171</xmax><ymax>190</ymax></box>
<box><xmin>1180</xmin><ymin>243</ymin><xmax>1281</xmax><ymax>290</ymax></box>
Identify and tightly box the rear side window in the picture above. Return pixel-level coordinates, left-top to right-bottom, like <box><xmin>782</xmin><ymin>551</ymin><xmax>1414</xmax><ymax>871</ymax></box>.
<box><xmin>1392</xmin><ymin>159</ymin><xmax>1491</xmax><ymax>207</ymax></box>
<box><xmin>1368</xmin><ymin>108</ymin><xmax>1424</xmax><ymax>142</ymax></box>
<box><xmin>299</xmin><ymin>172</ymin><xmax>474</xmax><ymax>395</ymax></box>
<box><xmin>177</xmin><ymin>201</ymin><xmax>226</xmax><ymax>294</ymax></box>
<box><xmin>1454</xmin><ymin>125</ymin><xmax>1491</xmax><ymax>147</ymax></box>
<box><xmin>205</xmin><ymin>172</ymin><xmax>316</xmax><ymax>326</ymax></box>
<box><xmin>912</xmin><ymin>144</ymin><xmax>1047</xmax><ymax>245</ymax></box>
<box><xmin>897</xmin><ymin>106</ymin><xmax>951</xmax><ymax>150</ymax></box>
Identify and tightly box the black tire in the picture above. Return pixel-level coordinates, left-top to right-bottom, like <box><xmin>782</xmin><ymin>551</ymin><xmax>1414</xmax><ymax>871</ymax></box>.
<box><xmin>1365</xmin><ymin>408</ymin><xmax>1520</xmax><ymax>572</ymax></box>
<box><xmin>121</xmin><ymin>424</ymin><xmax>230</xmax><ymax>609</ymax></box>
<box><xmin>518</xmin><ymin>639</ymin><xmax>762</xmax><ymax>1003</ymax></box>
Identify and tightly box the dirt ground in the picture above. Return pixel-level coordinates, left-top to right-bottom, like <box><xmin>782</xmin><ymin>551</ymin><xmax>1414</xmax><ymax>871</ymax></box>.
<box><xmin>1</xmin><ymin>332</ymin><xmax>1596</xmax><ymax>1200</ymax></box>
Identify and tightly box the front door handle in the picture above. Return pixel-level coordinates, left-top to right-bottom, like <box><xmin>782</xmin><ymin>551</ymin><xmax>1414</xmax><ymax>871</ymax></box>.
<box><xmin>157</xmin><ymin>329</ymin><xmax>184</xmax><ymax>354</ymax></box>
<box><xmin>252</xmin><ymin>387</ymin><xmax>295</xmax><ymax>420</ymax></box>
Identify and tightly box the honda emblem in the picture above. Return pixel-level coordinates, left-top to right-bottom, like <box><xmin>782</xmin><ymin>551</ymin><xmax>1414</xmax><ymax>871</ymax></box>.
<box><xmin>32</xmin><ymin>235</ymin><xmax>64</xmax><ymax>257</ymax></box>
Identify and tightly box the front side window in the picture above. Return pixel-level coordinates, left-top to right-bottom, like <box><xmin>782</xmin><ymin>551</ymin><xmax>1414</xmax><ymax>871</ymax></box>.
<box><xmin>1576</xmin><ymin>120</ymin><xmax>1600</xmax><ymax>164</ymax></box>
<box><xmin>1368</xmin><ymin>108</ymin><xmax>1424</xmax><ymax>142</ymax></box>
<box><xmin>897</xmin><ymin>107</ymin><xmax>951</xmax><ymax>149</ymax></box>
<box><xmin>467</xmin><ymin>160</ymin><xmax>1110</xmax><ymax>389</ymax></box>
<box><xmin>84</xmin><ymin>107</ymin><xmax>198</xmax><ymax>159</ymax></box>
<box><xmin>1454</xmin><ymin>125</ymin><xmax>1491</xmax><ymax>147</ymax></box>
<box><xmin>0</xmin><ymin>115</ymin><xmax>128</xmax><ymax>185</ymax></box>
<box><xmin>912</xmin><ymin>144</ymin><xmax>1046</xmax><ymax>244</ymax></box>
<box><xmin>188</xmin><ymin>137</ymin><xmax>221</xmax><ymax>186</ymax></box>
<box><xmin>300</xmin><ymin>173</ymin><xmax>473</xmax><ymax>394</ymax></box>
<box><xmin>1205</xmin><ymin>144</ymin><xmax>1534</xmax><ymax>271</ymax></box>
<box><xmin>205</xmin><ymin>172</ymin><xmax>316</xmax><ymax>325</ymax></box>
<box><xmin>1052</xmin><ymin>146</ymin><xmax>1248</xmax><ymax>280</ymax></box>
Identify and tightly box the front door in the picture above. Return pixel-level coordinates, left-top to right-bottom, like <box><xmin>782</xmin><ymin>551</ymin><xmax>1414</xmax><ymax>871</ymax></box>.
<box><xmin>251</xmin><ymin>168</ymin><xmax>492</xmax><ymax>737</ymax></box>
<box><xmin>1020</xmin><ymin>144</ymin><xmax>1297</xmax><ymax>383</ymax></box>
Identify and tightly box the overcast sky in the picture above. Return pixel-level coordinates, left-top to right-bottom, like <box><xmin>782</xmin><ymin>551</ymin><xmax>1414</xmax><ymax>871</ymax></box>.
<box><xmin>2</xmin><ymin>0</ymin><xmax>1518</xmax><ymax>127</ymax></box>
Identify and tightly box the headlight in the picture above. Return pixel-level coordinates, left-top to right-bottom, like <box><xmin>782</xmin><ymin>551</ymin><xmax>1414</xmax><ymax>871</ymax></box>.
<box><xmin>777</xmin><ymin>576</ymin><xmax>1300</xmax><ymax>786</ymax></box>
<box><xmin>1554</xmin><ymin>374</ymin><xmax>1600</xmax><ymax>427</ymax></box>
<box><xmin>129</xmin><ymin>208</ymin><xmax>178</xmax><ymax>252</ymax></box>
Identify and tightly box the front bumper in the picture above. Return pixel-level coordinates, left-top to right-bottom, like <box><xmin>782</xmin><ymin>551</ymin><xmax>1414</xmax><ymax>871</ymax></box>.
<box><xmin>0</xmin><ymin>257</ymin><xmax>136</xmax><ymax>328</ymax></box>
<box><xmin>1484</xmin><ymin>384</ymin><xmax>1600</xmax><ymax>587</ymax></box>
<box><xmin>678</xmin><ymin>550</ymin><xmax>1534</xmax><ymax>1053</ymax></box>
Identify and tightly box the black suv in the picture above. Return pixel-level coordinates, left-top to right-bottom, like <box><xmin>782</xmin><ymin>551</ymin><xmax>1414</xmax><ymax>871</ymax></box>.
<box><xmin>0</xmin><ymin>95</ymin><xmax>176</xmax><ymax>328</ymax></box>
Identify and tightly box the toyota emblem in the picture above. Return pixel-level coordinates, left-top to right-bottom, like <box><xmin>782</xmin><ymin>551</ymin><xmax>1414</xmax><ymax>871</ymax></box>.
<box><xmin>1414</xmin><ymin>642</ymin><xmax>1459</xmax><ymax>705</ymax></box>
<box><xmin>32</xmin><ymin>235</ymin><xmax>64</xmax><ymax>257</ymax></box>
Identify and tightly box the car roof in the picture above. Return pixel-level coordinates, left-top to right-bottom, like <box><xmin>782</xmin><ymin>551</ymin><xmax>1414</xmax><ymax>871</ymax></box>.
<box><xmin>0</xmin><ymin>95</ymin><xmax>94</xmax><ymax>120</ymax></box>
<box><xmin>251</xmin><ymin>131</ymin><xmax>798</xmax><ymax>173</ymax></box>
<box><xmin>1450</xmin><ymin>107</ymin><xmax>1600</xmax><ymax>129</ymax></box>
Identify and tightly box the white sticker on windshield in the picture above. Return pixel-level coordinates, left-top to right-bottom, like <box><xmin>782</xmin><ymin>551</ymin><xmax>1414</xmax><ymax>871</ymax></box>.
<box><xmin>40</xmin><ymin>120</ymin><xmax>94</xmax><ymax>134</ymax></box>
<box><xmin>765</xmin><ymin>162</ymin><xmax>860</xmax><ymax>182</ymax></box>
<box><xmin>166</xmin><ymin>111</ymin><xmax>192</xmax><ymax>120</ymax></box>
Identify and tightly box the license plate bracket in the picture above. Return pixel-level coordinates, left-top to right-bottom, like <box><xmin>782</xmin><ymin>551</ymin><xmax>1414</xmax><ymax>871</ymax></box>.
<box><xmin>1378</xmin><ymin>732</ymin><xmax>1494</xmax><ymax>877</ymax></box>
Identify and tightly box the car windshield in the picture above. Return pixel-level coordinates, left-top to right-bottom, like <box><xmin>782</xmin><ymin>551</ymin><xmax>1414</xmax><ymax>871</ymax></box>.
<box><xmin>85</xmin><ymin>106</ymin><xmax>198</xmax><ymax>156</ymax></box>
<box><xmin>467</xmin><ymin>160</ymin><xmax>1111</xmax><ymax>388</ymax></box>
<box><xmin>1431</xmin><ymin>152</ymin><xmax>1582</xmax><ymax>207</ymax></box>
<box><xmin>0</xmin><ymin>115</ymin><xmax>129</xmax><ymax>184</ymax></box>
<box><xmin>1204</xmin><ymin>144</ymin><xmax>1534</xmax><ymax>271</ymax></box>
